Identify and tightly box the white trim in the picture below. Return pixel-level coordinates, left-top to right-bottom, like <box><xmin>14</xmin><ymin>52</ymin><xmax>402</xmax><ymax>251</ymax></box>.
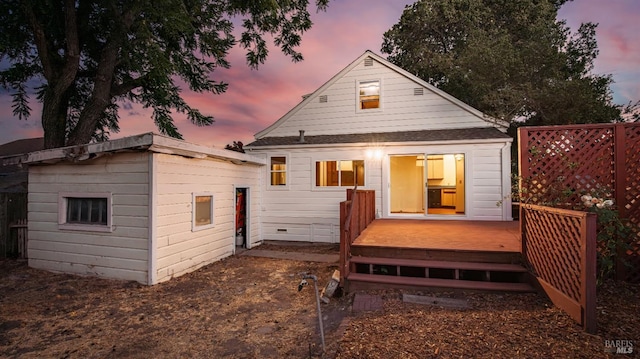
<box><xmin>192</xmin><ymin>192</ymin><xmax>215</xmax><ymax>232</ymax></box>
<box><xmin>57</xmin><ymin>192</ymin><xmax>113</xmax><ymax>232</ymax></box>
<box><xmin>246</xmin><ymin>137</ymin><xmax>513</xmax><ymax>151</ymax></box>
<box><xmin>147</xmin><ymin>154</ymin><xmax>157</xmax><ymax>285</ymax></box>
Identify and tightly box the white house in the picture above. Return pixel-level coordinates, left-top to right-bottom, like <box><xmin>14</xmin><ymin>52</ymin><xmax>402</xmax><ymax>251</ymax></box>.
<box><xmin>246</xmin><ymin>51</ymin><xmax>513</xmax><ymax>243</ymax></box>
<box><xmin>18</xmin><ymin>133</ymin><xmax>264</xmax><ymax>284</ymax></box>
<box><xmin>7</xmin><ymin>50</ymin><xmax>514</xmax><ymax>284</ymax></box>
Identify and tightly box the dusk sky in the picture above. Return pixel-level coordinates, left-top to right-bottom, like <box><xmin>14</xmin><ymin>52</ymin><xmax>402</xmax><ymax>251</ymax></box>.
<box><xmin>1</xmin><ymin>0</ymin><xmax>638</xmax><ymax>148</ymax></box>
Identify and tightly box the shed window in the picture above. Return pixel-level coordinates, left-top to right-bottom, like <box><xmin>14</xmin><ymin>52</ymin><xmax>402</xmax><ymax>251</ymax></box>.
<box><xmin>67</xmin><ymin>198</ymin><xmax>108</xmax><ymax>225</ymax></box>
<box><xmin>193</xmin><ymin>193</ymin><xmax>215</xmax><ymax>231</ymax></box>
<box><xmin>359</xmin><ymin>81</ymin><xmax>380</xmax><ymax>109</ymax></box>
<box><xmin>316</xmin><ymin>160</ymin><xmax>365</xmax><ymax>187</ymax></box>
<box><xmin>58</xmin><ymin>192</ymin><xmax>113</xmax><ymax>232</ymax></box>
<box><xmin>270</xmin><ymin>156</ymin><xmax>287</xmax><ymax>186</ymax></box>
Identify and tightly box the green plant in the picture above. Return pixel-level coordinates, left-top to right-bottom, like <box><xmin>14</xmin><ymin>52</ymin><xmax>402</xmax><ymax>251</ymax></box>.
<box><xmin>579</xmin><ymin>190</ymin><xmax>633</xmax><ymax>285</ymax></box>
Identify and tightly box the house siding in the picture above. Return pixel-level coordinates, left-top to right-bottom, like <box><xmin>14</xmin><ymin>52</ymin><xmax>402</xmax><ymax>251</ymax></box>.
<box><xmin>260</xmin><ymin>57</ymin><xmax>494</xmax><ymax>138</ymax></box>
<box><xmin>153</xmin><ymin>153</ymin><xmax>262</xmax><ymax>283</ymax></box>
<box><xmin>27</xmin><ymin>152</ymin><xmax>150</xmax><ymax>283</ymax></box>
<box><xmin>259</xmin><ymin>140</ymin><xmax>511</xmax><ymax>243</ymax></box>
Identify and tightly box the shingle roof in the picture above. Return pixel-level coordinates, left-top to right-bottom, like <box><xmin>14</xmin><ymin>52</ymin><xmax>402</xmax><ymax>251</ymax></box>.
<box><xmin>247</xmin><ymin>127</ymin><xmax>511</xmax><ymax>147</ymax></box>
<box><xmin>0</xmin><ymin>137</ymin><xmax>44</xmax><ymax>157</ymax></box>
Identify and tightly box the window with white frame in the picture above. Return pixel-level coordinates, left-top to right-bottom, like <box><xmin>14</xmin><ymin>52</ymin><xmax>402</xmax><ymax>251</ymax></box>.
<box><xmin>193</xmin><ymin>193</ymin><xmax>214</xmax><ymax>231</ymax></box>
<box><xmin>270</xmin><ymin>156</ymin><xmax>287</xmax><ymax>186</ymax></box>
<box><xmin>58</xmin><ymin>192</ymin><xmax>112</xmax><ymax>232</ymax></box>
<box><xmin>315</xmin><ymin>160</ymin><xmax>365</xmax><ymax>187</ymax></box>
<box><xmin>358</xmin><ymin>80</ymin><xmax>380</xmax><ymax>110</ymax></box>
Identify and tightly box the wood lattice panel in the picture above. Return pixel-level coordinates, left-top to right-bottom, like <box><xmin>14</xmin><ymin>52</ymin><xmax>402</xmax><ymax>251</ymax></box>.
<box><xmin>523</xmin><ymin>208</ymin><xmax>582</xmax><ymax>301</ymax></box>
<box><xmin>521</xmin><ymin>127</ymin><xmax>615</xmax><ymax>206</ymax></box>
<box><xmin>521</xmin><ymin>204</ymin><xmax>597</xmax><ymax>333</ymax></box>
<box><xmin>520</xmin><ymin>123</ymin><xmax>640</xmax><ymax>283</ymax></box>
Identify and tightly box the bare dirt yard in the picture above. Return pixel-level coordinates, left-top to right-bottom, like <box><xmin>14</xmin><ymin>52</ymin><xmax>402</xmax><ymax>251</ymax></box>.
<box><xmin>1</xmin><ymin>243</ymin><xmax>638</xmax><ymax>358</ymax></box>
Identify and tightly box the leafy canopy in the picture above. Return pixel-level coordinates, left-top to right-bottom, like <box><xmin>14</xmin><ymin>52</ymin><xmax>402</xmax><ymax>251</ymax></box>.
<box><xmin>0</xmin><ymin>0</ymin><xmax>329</xmax><ymax>148</ymax></box>
<box><xmin>381</xmin><ymin>0</ymin><xmax>622</xmax><ymax>126</ymax></box>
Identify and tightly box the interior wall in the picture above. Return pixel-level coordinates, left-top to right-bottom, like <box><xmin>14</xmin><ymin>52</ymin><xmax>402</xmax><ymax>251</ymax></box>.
<box><xmin>390</xmin><ymin>156</ymin><xmax>423</xmax><ymax>213</ymax></box>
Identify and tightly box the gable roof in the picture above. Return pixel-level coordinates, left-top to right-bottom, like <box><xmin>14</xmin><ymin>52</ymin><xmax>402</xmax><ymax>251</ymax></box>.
<box><xmin>248</xmin><ymin>127</ymin><xmax>511</xmax><ymax>147</ymax></box>
<box><xmin>252</xmin><ymin>50</ymin><xmax>508</xmax><ymax>141</ymax></box>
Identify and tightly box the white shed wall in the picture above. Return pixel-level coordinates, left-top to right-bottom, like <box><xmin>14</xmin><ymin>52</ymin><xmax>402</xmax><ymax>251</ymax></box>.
<box><xmin>153</xmin><ymin>153</ymin><xmax>262</xmax><ymax>283</ymax></box>
<box><xmin>27</xmin><ymin>152</ymin><xmax>150</xmax><ymax>283</ymax></box>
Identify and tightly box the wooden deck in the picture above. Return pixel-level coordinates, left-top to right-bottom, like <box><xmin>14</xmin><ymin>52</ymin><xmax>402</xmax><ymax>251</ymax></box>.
<box><xmin>351</xmin><ymin>219</ymin><xmax>521</xmax><ymax>253</ymax></box>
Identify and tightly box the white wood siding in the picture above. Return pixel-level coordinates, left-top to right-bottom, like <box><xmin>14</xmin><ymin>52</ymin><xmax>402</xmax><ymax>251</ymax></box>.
<box><xmin>262</xmin><ymin>58</ymin><xmax>492</xmax><ymax>138</ymax></box>
<box><xmin>260</xmin><ymin>141</ymin><xmax>510</xmax><ymax>242</ymax></box>
<box><xmin>28</xmin><ymin>152</ymin><xmax>150</xmax><ymax>283</ymax></box>
<box><xmin>153</xmin><ymin>153</ymin><xmax>262</xmax><ymax>283</ymax></box>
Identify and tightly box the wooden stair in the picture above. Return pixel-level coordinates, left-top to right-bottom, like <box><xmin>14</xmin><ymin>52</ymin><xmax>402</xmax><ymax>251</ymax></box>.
<box><xmin>345</xmin><ymin>256</ymin><xmax>534</xmax><ymax>292</ymax></box>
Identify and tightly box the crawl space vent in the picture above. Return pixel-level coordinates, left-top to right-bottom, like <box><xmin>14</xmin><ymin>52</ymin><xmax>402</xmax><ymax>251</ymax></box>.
<box><xmin>414</xmin><ymin>88</ymin><xmax>424</xmax><ymax>96</ymax></box>
<box><xmin>364</xmin><ymin>58</ymin><xmax>374</xmax><ymax>67</ymax></box>
<box><xmin>319</xmin><ymin>95</ymin><xmax>328</xmax><ymax>103</ymax></box>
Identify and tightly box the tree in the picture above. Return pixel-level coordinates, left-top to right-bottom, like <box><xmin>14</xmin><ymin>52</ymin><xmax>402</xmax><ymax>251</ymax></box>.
<box><xmin>0</xmin><ymin>0</ymin><xmax>328</xmax><ymax>149</ymax></box>
<box><xmin>381</xmin><ymin>0</ymin><xmax>622</xmax><ymax>126</ymax></box>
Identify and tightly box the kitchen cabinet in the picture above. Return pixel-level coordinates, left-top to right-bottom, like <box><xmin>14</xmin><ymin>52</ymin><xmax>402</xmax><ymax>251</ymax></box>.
<box><xmin>441</xmin><ymin>189</ymin><xmax>456</xmax><ymax>207</ymax></box>
<box><xmin>427</xmin><ymin>156</ymin><xmax>444</xmax><ymax>179</ymax></box>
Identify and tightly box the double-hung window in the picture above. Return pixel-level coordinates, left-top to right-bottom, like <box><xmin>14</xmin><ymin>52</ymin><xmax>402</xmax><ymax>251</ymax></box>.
<box><xmin>270</xmin><ymin>156</ymin><xmax>287</xmax><ymax>186</ymax></box>
<box><xmin>315</xmin><ymin>160</ymin><xmax>365</xmax><ymax>187</ymax></box>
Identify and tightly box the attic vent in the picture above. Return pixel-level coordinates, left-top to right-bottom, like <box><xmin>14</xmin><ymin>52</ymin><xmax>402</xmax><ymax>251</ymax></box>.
<box><xmin>414</xmin><ymin>88</ymin><xmax>424</xmax><ymax>96</ymax></box>
<box><xmin>319</xmin><ymin>95</ymin><xmax>328</xmax><ymax>103</ymax></box>
<box><xmin>364</xmin><ymin>58</ymin><xmax>374</xmax><ymax>67</ymax></box>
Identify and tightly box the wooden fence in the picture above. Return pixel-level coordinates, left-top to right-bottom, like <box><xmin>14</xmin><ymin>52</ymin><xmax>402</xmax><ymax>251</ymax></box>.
<box><xmin>339</xmin><ymin>188</ymin><xmax>375</xmax><ymax>285</ymax></box>
<box><xmin>521</xmin><ymin>203</ymin><xmax>597</xmax><ymax>333</ymax></box>
<box><xmin>519</xmin><ymin>123</ymin><xmax>640</xmax><ymax>283</ymax></box>
<box><xmin>0</xmin><ymin>192</ymin><xmax>28</xmax><ymax>258</ymax></box>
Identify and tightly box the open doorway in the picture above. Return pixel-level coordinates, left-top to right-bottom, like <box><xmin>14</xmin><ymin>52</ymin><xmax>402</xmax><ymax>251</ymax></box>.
<box><xmin>390</xmin><ymin>154</ymin><xmax>465</xmax><ymax>215</ymax></box>
<box><xmin>235</xmin><ymin>187</ymin><xmax>248</xmax><ymax>248</ymax></box>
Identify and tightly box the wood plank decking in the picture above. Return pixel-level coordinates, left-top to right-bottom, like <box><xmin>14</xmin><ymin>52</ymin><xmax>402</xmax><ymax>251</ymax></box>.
<box><xmin>352</xmin><ymin>219</ymin><xmax>521</xmax><ymax>252</ymax></box>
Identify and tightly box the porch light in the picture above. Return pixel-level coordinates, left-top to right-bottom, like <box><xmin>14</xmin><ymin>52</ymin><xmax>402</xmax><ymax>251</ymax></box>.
<box><xmin>365</xmin><ymin>147</ymin><xmax>384</xmax><ymax>160</ymax></box>
<box><xmin>455</xmin><ymin>153</ymin><xmax>464</xmax><ymax>161</ymax></box>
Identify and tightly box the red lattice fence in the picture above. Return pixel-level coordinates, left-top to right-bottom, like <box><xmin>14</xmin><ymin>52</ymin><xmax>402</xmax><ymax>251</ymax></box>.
<box><xmin>521</xmin><ymin>204</ymin><xmax>597</xmax><ymax>333</ymax></box>
<box><xmin>519</xmin><ymin>123</ymin><xmax>640</xmax><ymax>283</ymax></box>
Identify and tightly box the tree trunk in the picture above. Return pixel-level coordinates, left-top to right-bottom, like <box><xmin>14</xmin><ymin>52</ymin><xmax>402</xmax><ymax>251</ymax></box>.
<box><xmin>41</xmin><ymin>89</ymin><xmax>70</xmax><ymax>149</ymax></box>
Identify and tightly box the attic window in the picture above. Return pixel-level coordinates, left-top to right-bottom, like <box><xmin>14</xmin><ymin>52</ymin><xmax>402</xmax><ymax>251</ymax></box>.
<box><xmin>319</xmin><ymin>95</ymin><xmax>328</xmax><ymax>103</ymax></box>
<box><xmin>364</xmin><ymin>58</ymin><xmax>374</xmax><ymax>67</ymax></box>
<box><xmin>359</xmin><ymin>80</ymin><xmax>380</xmax><ymax>110</ymax></box>
<box><xmin>414</xmin><ymin>88</ymin><xmax>424</xmax><ymax>96</ymax></box>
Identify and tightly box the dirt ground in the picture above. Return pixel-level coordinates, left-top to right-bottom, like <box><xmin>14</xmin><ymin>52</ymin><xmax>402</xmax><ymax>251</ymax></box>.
<box><xmin>1</xmin><ymin>244</ymin><xmax>638</xmax><ymax>358</ymax></box>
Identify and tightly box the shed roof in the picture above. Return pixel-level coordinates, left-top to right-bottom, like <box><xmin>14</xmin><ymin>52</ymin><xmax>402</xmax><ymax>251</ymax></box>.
<box><xmin>1</xmin><ymin>133</ymin><xmax>265</xmax><ymax>167</ymax></box>
<box><xmin>247</xmin><ymin>127</ymin><xmax>511</xmax><ymax>147</ymax></box>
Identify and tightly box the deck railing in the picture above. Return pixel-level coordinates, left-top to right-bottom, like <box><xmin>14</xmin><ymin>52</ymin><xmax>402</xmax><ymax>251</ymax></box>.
<box><xmin>521</xmin><ymin>203</ymin><xmax>597</xmax><ymax>333</ymax></box>
<box><xmin>339</xmin><ymin>188</ymin><xmax>375</xmax><ymax>285</ymax></box>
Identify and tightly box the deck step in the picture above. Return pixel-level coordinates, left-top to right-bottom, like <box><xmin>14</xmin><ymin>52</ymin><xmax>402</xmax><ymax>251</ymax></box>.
<box><xmin>347</xmin><ymin>273</ymin><xmax>535</xmax><ymax>292</ymax></box>
<box><xmin>350</xmin><ymin>256</ymin><xmax>527</xmax><ymax>272</ymax></box>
